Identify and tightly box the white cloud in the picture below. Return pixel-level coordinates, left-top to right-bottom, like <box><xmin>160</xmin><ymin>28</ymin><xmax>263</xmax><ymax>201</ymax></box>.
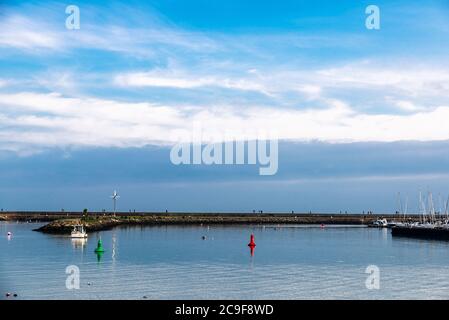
<box><xmin>112</xmin><ymin>61</ymin><xmax>449</xmax><ymax>114</ymax></box>
<box><xmin>114</xmin><ymin>69</ymin><xmax>271</xmax><ymax>95</ymax></box>
<box><xmin>0</xmin><ymin>14</ymin><xmax>218</xmax><ymax>56</ymax></box>
<box><xmin>1</xmin><ymin>5</ymin><xmax>449</xmax><ymax>156</ymax></box>
<box><xmin>1</xmin><ymin>91</ymin><xmax>449</xmax><ymax>154</ymax></box>
<box><xmin>391</xmin><ymin>100</ymin><xmax>426</xmax><ymax>112</ymax></box>
<box><xmin>0</xmin><ymin>16</ymin><xmax>62</xmax><ymax>50</ymax></box>
<box><xmin>316</xmin><ymin>62</ymin><xmax>449</xmax><ymax>96</ymax></box>
<box><xmin>115</xmin><ymin>72</ymin><xmax>213</xmax><ymax>89</ymax></box>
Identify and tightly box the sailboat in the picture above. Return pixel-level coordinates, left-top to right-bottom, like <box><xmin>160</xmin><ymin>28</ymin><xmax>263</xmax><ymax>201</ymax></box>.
<box><xmin>386</xmin><ymin>192</ymin><xmax>408</xmax><ymax>228</ymax></box>
<box><xmin>392</xmin><ymin>191</ymin><xmax>449</xmax><ymax>240</ymax></box>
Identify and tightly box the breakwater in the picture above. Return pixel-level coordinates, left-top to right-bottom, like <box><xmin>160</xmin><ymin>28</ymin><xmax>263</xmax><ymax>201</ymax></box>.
<box><xmin>0</xmin><ymin>211</ymin><xmax>409</xmax><ymax>234</ymax></box>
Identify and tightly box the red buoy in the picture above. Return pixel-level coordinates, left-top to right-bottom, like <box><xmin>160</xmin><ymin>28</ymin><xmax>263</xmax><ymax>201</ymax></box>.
<box><xmin>248</xmin><ymin>234</ymin><xmax>256</xmax><ymax>247</ymax></box>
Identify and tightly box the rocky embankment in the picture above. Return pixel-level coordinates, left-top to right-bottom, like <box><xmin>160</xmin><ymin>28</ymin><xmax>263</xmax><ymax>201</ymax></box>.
<box><xmin>32</xmin><ymin>213</ymin><xmax>389</xmax><ymax>234</ymax></box>
<box><xmin>35</xmin><ymin>217</ymin><xmax>122</xmax><ymax>233</ymax></box>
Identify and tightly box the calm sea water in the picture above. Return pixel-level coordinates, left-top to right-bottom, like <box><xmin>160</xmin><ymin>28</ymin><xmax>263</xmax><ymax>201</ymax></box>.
<box><xmin>1</xmin><ymin>222</ymin><xmax>449</xmax><ymax>300</ymax></box>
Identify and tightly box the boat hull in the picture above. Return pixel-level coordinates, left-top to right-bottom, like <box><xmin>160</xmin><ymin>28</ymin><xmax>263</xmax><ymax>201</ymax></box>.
<box><xmin>392</xmin><ymin>226</ymin><xmax>449</xmax><ymax>240</ymax></box>
<box><xmin>71</xmin><ymin>233</ymin><xmax>88</xmax><ymax>238</ymax></box>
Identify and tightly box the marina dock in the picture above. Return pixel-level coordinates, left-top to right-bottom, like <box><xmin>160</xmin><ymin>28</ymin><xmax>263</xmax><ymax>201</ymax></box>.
<box><xmin>392</xmin><ymin>225</ymin><xmax>449</xmax><ymax>240</ymax></box>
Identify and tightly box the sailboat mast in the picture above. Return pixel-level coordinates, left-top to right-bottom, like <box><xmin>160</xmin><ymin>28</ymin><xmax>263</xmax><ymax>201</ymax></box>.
<box><xmin>429</xmin><ymin>192</ymin><xmax>435</xmax><ymax>224</ymax></box>
<box><xmin>397</xmin><ymin>192</ymin><xmax>403</xmax><ymax>220</ymax></box>
<box><xmin>404</xmin><ymin>196</ymin><xmax>408</xmax><ymax>219</ymax></box>
<box><xmin>419</xmin><ymin>191</ymin><xmax>426</xmax><ymax>224</ymax></box>
<box><xmin>445</xmin><ymin>194</ymin><xmax>449</xmax><ymax>222</ymax></box>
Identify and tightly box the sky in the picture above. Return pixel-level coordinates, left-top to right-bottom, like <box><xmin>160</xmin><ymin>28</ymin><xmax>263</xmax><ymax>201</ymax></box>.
<box><xmin>0</xmin><ymin>0</ymin><xmax>449</xmax><ymax>212</ymax></box>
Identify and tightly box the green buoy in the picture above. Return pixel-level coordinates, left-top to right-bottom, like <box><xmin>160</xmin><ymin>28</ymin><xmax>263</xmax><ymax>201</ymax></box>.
<box><xmin>94</xmin><ymin>239</ymin><xmax>105</xmax><ymax>253</ymax></box>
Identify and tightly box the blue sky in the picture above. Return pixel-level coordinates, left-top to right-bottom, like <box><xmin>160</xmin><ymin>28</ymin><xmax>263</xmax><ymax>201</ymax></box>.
<box><xmin>0</xmin><ymin>0</ymin><xmax>449</xmax><ymax>212</ymax></box>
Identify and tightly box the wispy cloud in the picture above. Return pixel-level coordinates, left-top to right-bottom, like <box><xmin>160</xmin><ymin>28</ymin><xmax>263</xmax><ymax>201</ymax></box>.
<box><xmin>1</xmin><ymin>1</ymin><xmax>449</xmax><ymax>155</ymax></box>
<box><xmin>114</xmin><ymin>68</ymin><xmax>273</xmax><ymax>96</ymax></box>
<box><xmin>0</xmin><ymin>15</ymin><xmax>61</xmax><ymax>51</ymax></box>
<box><xmin>1</xmin><ymin>91</ymin><xmax>449</xmax><ymax>155</ymax></box>
<box><xmin>0</xmin><ymin>11</ymin><xmax>218</xmax><ymax>57</ymax></box>
<box><xmin>0</xmin><ymin>79</ymin><xmax>9</xmax><ymax>88</ymax></box>
<box><xmin>112</xmin><ymin>60</ymin><xmax>449</xmax><ymax>114</ymax></box>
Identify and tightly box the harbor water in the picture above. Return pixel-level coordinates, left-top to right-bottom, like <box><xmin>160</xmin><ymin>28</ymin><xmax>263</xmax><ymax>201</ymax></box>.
<box><xmin>2</xmin><ymin>222</ymin><xmax>449</xmax><ymax>299</ymax></box>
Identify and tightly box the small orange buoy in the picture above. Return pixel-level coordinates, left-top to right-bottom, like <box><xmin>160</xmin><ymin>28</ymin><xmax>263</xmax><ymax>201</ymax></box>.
<box><xmin>248</xmin><ymin>234</ymin><xmax>256</xmax><ymax>247</ymax></box>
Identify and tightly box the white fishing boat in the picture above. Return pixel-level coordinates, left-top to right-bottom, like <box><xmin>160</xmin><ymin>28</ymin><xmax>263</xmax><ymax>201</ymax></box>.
<box><xmin>71</xmin><ymin>225</ymin><xmax>88</xmax><ymax>238</ymax></box>
<box><xmin>369</xmin><ymin>218</ymin><xmax>388</xmax><ymax>228</ymax></box>
<box><xmin>387</xmin><ymin>221</ymin><xmax>404</xmax><ymax>228</ymax></box>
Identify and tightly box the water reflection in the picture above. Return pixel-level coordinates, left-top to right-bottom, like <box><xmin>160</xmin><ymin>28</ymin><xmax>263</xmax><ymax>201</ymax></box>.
<box><xmin>112</xmin><ymin>231</ymin><xmax>117</xmax><ymax>264</ymax></box>
<box><xmin>7</xmin><ymin>223</ymin><xmax>449</xmax><ymax>299</ymax></box>
<box><xmin>381</xmin><ymin>228</ymin><xmax>388</xmax><ymax>240</ymax></box>
<box><xmin>249</xmin><ymin>246</ymin><xmax>255</xmax><ymax>257</ymax></box>
<box><xmin>96</xmin><ymin>251</ymin><xmax>104</xmax><ymax>263</ymax></box>
<box><xmin>71</xmin><ymin>238</ymin><xmax>87</xmax><ymax>251</ymax></box>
